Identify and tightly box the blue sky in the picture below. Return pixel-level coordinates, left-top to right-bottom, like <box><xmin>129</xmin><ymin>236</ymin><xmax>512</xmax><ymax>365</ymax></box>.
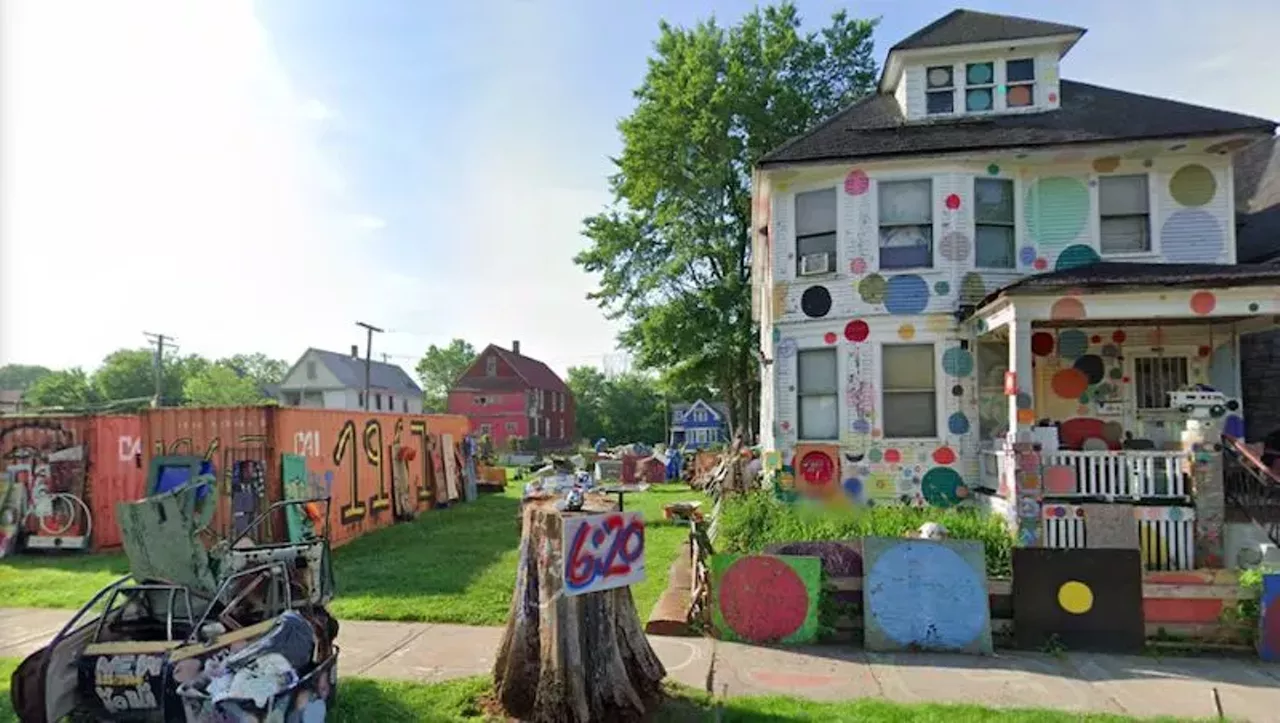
<box><xmin>2</xmin><ymin>0</ymin><xmax>1277</xmax><ymax>378</ymax></box>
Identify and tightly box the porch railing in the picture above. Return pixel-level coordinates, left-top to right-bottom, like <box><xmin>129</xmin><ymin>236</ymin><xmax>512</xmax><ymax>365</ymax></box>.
<box><xmin>1041</xmin><ymin>449</ymin><xmax>1189</xmax><ymax>499</ymax></box>
<box><xmin>1041</xmin><ymin>503</ymin><xmax>1196</xmax><ymax>571</ymax></box>
<box><xmin>1222</xmin><ymin>435</ymin><xmax>1280</xmax><ymax>547</ymax></box>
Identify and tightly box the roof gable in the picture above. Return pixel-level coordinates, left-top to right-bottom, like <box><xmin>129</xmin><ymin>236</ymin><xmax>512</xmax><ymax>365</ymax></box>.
<box><xmin>452</xmin><ymin>344</ymin><xmax>569</xmax><ymax>394</ymax></box>
<box><xmin>1235</xmin><ymin>136</ymin><xmax>1280</xmax><ymax>263</ymax></box>
<box><xmin>890</xmin><ymin>9</ymin><xmax>1085</xmax><ymax>51</ymax></box>
<box><xmin>759</xmin><ymin>81</ymin><xmax>1275</xmax><ymax>167</ymax></box>
<box><xmin>281</xmin><ymin>348</ymin><xmax>421</xmax><ymax>395</ymax></box>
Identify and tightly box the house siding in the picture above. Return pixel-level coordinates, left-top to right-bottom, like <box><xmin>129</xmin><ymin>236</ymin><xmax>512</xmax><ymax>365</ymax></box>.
<box><xmin>760</xmin><ymin>140</ymin><xmax>1246</xmax><ymax>505</ymax></box>
<box><xmin>900</xmin><ymin>49</ymin><xmax>1062</xmax><ymax>121</ymax></box>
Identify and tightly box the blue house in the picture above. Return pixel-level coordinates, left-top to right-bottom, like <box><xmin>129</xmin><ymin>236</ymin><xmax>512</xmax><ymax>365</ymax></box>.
<box><xmin>670</xmin><ymin>400</ymin><xmax>730</xmax><ymax>449</ymax></box>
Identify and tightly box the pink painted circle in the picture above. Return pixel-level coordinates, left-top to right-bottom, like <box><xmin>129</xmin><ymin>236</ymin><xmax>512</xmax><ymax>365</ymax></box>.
<box><xmin>1050</xmin><ymin>297</ymin><xmax>1086</xmax><ymax>321</ymax></box>
<box><xmin>844</xmin><ymin>170</ymin><xmax>870</xmax><ymax>196</ymax></box>
<box><xmin>1033</xmin><ymin>258</ymin><xmax>1047</xmax><ymax>270</ymax></box>
<box><xmin>718</xmin><ymin>556</ymin><xmax>810</xmax><ymax>642</ymax></box>
<box><xmin>850</xmin><ymin>257</ymin><xmax>868</xmax><ymax>274</ymax></box>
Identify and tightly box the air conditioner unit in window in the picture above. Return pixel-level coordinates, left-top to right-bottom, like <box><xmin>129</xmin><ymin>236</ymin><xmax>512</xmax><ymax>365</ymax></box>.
<box><xmin>799</xmin><ymin>252</ymin><xmax>831</xmax><ymax>276</ymax></box>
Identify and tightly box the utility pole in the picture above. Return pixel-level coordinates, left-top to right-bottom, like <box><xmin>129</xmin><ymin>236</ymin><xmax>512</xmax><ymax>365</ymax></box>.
<box><xmin>355</xmin><ymin>321</ymin><xmax>383</xmax><ymax>411</ymax></box>
<box><xmin>143</xmin><ymin>332</ymin><xmax>177</xmax><ymax>408</ymax></box>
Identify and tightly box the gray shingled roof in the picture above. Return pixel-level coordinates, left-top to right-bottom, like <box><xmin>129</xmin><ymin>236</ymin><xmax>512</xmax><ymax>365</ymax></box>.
<box><xmin>307</xmin><ymin>348</ymin><xmax>422</xmax><ymax>394</ymax></box>
<box><xmin>671</xmin><ymin>400</ymin><xmax>730</xmax><ymax>421</ymax></box>
<box><xmin>758</xmin><ymin>81</ymin><xmax>1275</xmax><ymax>167</ymax></box>
<box><xmin>890</xmin><ymin>9</ymin><xmax>1085</xmax><ymax>51</ymax></box>
<box><xmin>1235</xmin><ymin>136</ymin><xmax>1280</xmax><ymax>263</ymax></box>
<box><xmin>980</xmin><ymin>263</ymin><xmax>1280</xmax><ymax>306</ymax></box>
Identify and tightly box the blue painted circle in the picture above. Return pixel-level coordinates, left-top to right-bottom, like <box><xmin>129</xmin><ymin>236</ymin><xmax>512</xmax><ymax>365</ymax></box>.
<box><xmin>1019</xmin><ymin>246</ymin><xmax>1037</xmax><ymax>265</ymax></box>
<box><xmin>866</xmin><ymin>542</ymin><xmax>987</xmax><ymax>650</ymax></box>
<box><xmin>851</xmin><ymin>419</ymin><xmax>872</xmax><ymax>434</ymax></box>
<box><xmin>947</xmin><ymin>412</ymin><xmax>970</xmax><ymax>435</ymax></box>
<box><xmin>884</xmin><ymin>274</ymin><xmax>930</xmax><ymax>315</ymax></box>
<box><xmin>843</xmin><ymin>478</ymin><xmax>863</xmax><ymax>501</ymax></box>
<box><xmin>1161</xmin><ymin>210</ymin><xmax>1224</xmax><ymax>263</ymax></box>
<box><xmin>1058</xmin><ymin>329</ymin><xmax>1089</xmax><ymax>360</ymax></box>
<box><xmin>1225</xmin><ymin>414</ymin><xmax>1245</xmax><ymax>438</ymax></box>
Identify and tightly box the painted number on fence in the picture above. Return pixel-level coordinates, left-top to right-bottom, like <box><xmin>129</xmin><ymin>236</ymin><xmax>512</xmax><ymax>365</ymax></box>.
<box><xmin>563</xmin><ymin>511</ymin><xmax>645</xmax><ymax>596</ymax></box>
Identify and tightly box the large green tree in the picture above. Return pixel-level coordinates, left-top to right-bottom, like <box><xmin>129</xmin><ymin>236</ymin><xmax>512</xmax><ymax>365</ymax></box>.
<box><xmin>0</xmin><ymin>364</ymin><xmax>52</xmax><ymax>391</ymax></box>
<box><xmin>91</xmin><ymin>348</ymin><xmax>194</xmax><ymax>407</ymax></box>
<box><xmin>415</xmin><ymin>339</ymin><xmax>478</xmax><ymax>413</ymax></box>
<box><xmin>183</xmin><ymin>362</ymin><xmax>271</xmax><ymax>407</ymax></box>
<box><xmin>567</xmin><ymin>366</ymin><xmax>667</xmax><ymax>445</ymax></box>
<box><xmin>575</xmin><ymin>3</ymin><xmax>878</xmax><ymax>441</ymax></box>
<box><xmin>220</xmin><ymin>353</ymin><xmax>289</xmax><ymax>387</ymax></box>
<box><xmin>24</xmin><ymin>368</ymin><xmax>99</xmax><ymax>408</ymax></box>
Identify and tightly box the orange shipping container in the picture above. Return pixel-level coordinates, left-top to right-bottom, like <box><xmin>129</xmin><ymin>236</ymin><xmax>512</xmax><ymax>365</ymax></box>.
<box><xmin>87</xmin><ymin>415</ymin><xmax>146</xmax><ymax>549</ymax></box>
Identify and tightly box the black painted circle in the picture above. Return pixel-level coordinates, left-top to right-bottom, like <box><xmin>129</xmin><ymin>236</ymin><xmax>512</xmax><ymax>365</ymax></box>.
<box><xmin>1073</xmin><ymin>354</ymin><xmax>1105</xmax><ymax>385</ymax></box>
<box><xmin>801</xmin><ymin>285</ymin><xmax>833</xmax><ymax>318</ymax></box>
<box><xmin>951</xmin><ymin>384</ymin><xmax>964</xmax><ymax>397</ymax></box>
<box><xmin>1227</xmin><ymin>399</ymin><xmax>1240</xmax><ymax>411</ymax></box>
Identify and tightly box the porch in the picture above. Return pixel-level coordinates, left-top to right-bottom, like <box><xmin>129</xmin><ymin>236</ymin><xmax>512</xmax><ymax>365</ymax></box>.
<box><xmin>965</xmin><ymin>262</ymin><xmax>1280</xmax><ymax>570</ymax></box>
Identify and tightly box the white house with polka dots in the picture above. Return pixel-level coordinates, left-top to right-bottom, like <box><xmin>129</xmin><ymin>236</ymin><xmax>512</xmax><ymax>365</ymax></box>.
<box><xmin>750</xmin><ymin>9</ymin><xmax>1280</xmax><ymax>572</ymax></box>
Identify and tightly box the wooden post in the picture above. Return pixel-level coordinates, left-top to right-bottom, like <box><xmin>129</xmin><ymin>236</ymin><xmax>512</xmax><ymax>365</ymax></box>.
<box><xmin>493</xmin><ymin>495</ymin><xmax>666</xmax><ymax>723</ymax></box>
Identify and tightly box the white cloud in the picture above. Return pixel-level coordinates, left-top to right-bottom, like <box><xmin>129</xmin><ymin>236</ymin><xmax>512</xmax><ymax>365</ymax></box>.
<box><xmin>350</xmin><ymin>214</ymin><xmax>387</xmax><ymax>232</ymax></box>
<box><xmin>0</xmin><ymin>0</ymin><xmax>406</xmax><ymax>372</ymax></box>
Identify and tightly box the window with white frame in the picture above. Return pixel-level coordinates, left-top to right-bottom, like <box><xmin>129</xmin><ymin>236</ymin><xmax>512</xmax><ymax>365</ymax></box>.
<box><xmin>882</xmin><ymin>344</ymin><xmax>937</xmax><ymax>438</ymax></box>
<box><xmin>795</xmin><ymin>188</ymin><xmax>837</xmax><ymax>275</ymax></box>
<box><xmin>925</xmin><ymin>65</ymin><xmax>954</xmax><ymax>115</ymax></box>
<box><xmin>878</xmin><ymin>179</ymin><xmax>933</xmax><ymax>269</ymax></box>
<box><xmin>558</xmin><ymin>419</ymin><xmax>564</xmax><ymax>439</ymax></box>
<box><xmin>1005</xmin><ymin>58</ymin><xmax>1035</xmax><ymax>108</ymax></box>
<box><xmin>480</xmin><ymin>424</ymin><xmax>492</xmax><ymax>436</ymax></box>
<box><xmin>1133</xmin><ymin>356</ymin><xmax>1189</xmax><ymax>409</ymax></box>
<box><xmin>975</xmin><ymin>178</ymin><xmax>1015</xmax><ymax>268</ymax></box>
<box><xmin>1099</xmin><ymin>175</ymin><xmax>1151</xmax><ymax>254</ymax></box>
<box><xmin>964</xmin><ymin>62</ymin><xmax>996</xmax><ymax>112</ymax></box>
<box><xmin>797</xmin><ymin>348</ymin><xmax>838</xmax><ymax>440</ymax></box>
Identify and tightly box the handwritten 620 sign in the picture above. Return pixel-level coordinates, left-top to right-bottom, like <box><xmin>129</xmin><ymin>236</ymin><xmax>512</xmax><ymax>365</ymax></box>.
<box><xmin>563</xmin><ymin>511</ymin><xmax>646</xmax><ymax>596</ymax></box>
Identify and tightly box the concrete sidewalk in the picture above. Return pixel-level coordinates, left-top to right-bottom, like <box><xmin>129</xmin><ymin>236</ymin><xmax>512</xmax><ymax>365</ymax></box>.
<box><xmin>5</xmin><ymin>607</ymin><xmax>1280</xmax><ymax>720</ymax></box>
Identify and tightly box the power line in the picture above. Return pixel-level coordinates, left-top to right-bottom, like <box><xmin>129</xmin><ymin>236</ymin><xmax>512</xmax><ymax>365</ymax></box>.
<box><xmin>143</xmin><ymin>332</ymin><xmax>177</xmax><ymax>408</ymax></box>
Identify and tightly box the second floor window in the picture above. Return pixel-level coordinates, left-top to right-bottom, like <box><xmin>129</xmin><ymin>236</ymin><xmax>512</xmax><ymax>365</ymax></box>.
<box><xmin>883</xmin><ymin>344</ymin><xmax>937</xmax><ymax>439</ymax></box>
<box><xmin>1099</xmin><ymin>175</ymin><xmax>1151</xmax><ymax>254</ymax></box>
<box><xmin>795</xmin><ymin>188</ymin><xmax>837</xmax><ymax>276</ymax></box>
<box><xmin>797</xmin><ymin>348</ymin><xmax>838</xmax><ymax>440</ymax></box>
<box><xmin>879</xmin><ymin>179</ymin><xmax>933</xmax><ymax>269</ymax></box>
<box><xmin>975</xmin><ymin>178</ymin><xmax>1015</xmax><ymax>269</ymax></box>
<box><xmin>1006</xmin><ymin>58</ymin><xmax>1036</xmax><ymax>107</ymax></box>
<box><xmin>926</xmin><ymin>65</ymin><xmax>954</xmax><ymax>115</ymax></box>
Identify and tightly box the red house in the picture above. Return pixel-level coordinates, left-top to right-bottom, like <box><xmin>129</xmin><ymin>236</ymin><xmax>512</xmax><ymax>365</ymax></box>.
<box><xmin>446</xmin><ymin>341</ymin><xmax>574</xmax><ymax>450</ymax></box>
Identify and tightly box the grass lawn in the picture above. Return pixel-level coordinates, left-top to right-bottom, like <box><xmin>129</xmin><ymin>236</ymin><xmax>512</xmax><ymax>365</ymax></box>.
<box><xmin>0</xmin><ymin>483</ymin><xmax>709</xmax><ymax>627</ymax></box>
<box><xmin>0</xmin><ymin>661</ymin><xmax>1201</xmax><ymax>723</ymax></box>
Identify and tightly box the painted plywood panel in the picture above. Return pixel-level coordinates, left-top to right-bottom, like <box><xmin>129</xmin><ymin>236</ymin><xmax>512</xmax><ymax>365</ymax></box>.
<box><xmin>1012</xmin><ymin>548</ymin><xmax>1144</xmax><ymax>653</ymax></box>
<box><xmin>563</xmin><ymin>511</ymin><xmax>646</xmax><ymax>596</ymax></box>
<box><xmin>1080</xmin><ymin>503</ymin><xmax>1138</xmax><ymax>549</ymax></box>
<box><xmin>1260</xmin><ymin>574</ymin><xmax>1280</xmax><ymax>662</ymax></box>
<box><xmin>442</xmin><ymin>434</ymin><xmax>460</xmax><ymax>501</ymax></box>
<box><xmin>711</xmin><ymin>554</ymin><xmax>820</xmax><ymax>644</ymax></box>
<box><xmin>862</xmin><ymin>537</ymin><xmax>992</xmax><ymax>654</ymax></box>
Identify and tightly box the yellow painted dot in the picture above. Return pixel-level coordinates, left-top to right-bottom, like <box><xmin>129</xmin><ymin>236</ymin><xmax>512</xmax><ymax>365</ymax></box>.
<box><xmin>1057</xmin><ymin>580</ymin><xmax>1094</xmax><ymax>614</ymax></box>
<box><xmin>898</xmin><ymin>323</ymin><xmax>916</xmax><ymax>340</ymax></box>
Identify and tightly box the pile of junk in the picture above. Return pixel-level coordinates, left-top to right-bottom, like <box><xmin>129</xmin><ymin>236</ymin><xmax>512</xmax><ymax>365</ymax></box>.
<box><xmin>9</xmin><ymin>456</ymin><xmax>339</xmax><ymax>723</ymax></box>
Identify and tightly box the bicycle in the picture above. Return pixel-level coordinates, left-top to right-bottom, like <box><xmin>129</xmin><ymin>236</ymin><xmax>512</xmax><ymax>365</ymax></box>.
<box><xmin>11</xmin><ymin>463</ymin><xmax>91</xmax><ymax>537</ymax></box>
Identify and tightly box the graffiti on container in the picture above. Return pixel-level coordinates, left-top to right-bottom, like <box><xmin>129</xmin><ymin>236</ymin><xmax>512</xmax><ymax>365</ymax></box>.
<box><xmin>93</xmin><ymin>653</ymin><xmax>163</xmax><ymax>712</ymax></box>
<box><xmin>409</xmin><ymin>421</ymin><xmax>440</xmax><ymax>504</ymax></box>
<box><xmin>117</xmin><ymin>435</ymin><xmax>142</xmax><ymax>463</ymax></box>
<box><xmin>363</xmin><ymin>420</ymin><xmax>391</xmax><ymax>513</ymax></box>
<box><xmin>152</xmin><ymin>434</ymin><xmax>267</xmax><ymax>461</ymax></box>
<box><xmin>294</xmin><ymin>430</ymin><xmax>322</xmax><ymax>457</ymax></box>
<box><xmin>563</xmin><ymin>511</ymin><xmax>647</xmax><ymax>596</ymax></box>
<box><xmin>0</xmin><ymin>419</ymin><xmax>76</xmax><ymax>460</ymax></box>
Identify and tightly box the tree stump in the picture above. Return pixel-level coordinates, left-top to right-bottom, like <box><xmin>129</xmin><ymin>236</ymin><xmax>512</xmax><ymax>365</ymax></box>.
<box><xmin>493</xmin><ymin>495</ymin><xmax>666</xmax><ymax>723</ymax></box>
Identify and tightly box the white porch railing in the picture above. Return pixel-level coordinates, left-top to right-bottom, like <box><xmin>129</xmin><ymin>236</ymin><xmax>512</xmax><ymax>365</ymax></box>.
<box><xmin>1040</xmin><ymin>450</ymin><xmax>1189</xmax><ymax>498</ymax></box>
<box><xmin>1041</xmin><ymin>503</ymin><xmax>1196</xmax><ymax>571</ymax></box>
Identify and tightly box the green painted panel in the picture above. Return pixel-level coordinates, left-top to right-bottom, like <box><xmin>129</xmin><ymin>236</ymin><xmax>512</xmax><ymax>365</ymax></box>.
<box><xmin>710</xmin><ymin>553</ymin><xmax>820</xmax><ymax>644</ymax></box>
<box><xmin>281</xmin><ymin>453</ymin><xmax>315</xmax><ymax>543</ymax></box>
<box><xmin>117</xmin><ymin>485</ymin><xmax>218</xmax><ymax>595</ymax></box>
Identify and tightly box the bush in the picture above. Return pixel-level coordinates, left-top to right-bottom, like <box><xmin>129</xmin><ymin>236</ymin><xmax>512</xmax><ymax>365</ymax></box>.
<box><xmin>715</xmin><ymin>491</ymin><xmax>1013</xmax><ymax>577</ymax></box>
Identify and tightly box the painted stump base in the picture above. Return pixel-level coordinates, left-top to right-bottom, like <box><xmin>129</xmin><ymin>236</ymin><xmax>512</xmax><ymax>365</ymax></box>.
<box><xmin>492</xmin><ymin>496</ymin><xmax>666</xmax><ymax>723</ymax></box>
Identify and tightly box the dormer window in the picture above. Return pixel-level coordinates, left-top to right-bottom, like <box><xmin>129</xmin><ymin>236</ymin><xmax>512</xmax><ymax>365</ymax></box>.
<box><xmin>926</xmin><ymin>66</ymin><xmax>954</xmax><ymax>115</ymax></box>
<box><xmin>965</xmin><ymin>63</ymin><xmax>996</xmax><ymax>112</ymax></box>
<box><xmin>1006</xmin><ymin>58</ymin><xmax>1036</xmax><ymax>107</ymax></box>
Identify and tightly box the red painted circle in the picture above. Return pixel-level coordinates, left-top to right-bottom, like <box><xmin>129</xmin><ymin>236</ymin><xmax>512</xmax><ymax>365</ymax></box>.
<box><xmin>1198</xmin><ymin>345</ymin><xmax>1211</xmax><ymax>358</ymax></box>
<box><xmin>799</xmin><ymin>451</ymin><xmax>835</xmax><ymax>485</ymax></box>
<box><xmin>1112</xmin><ymin>330</ymin><xmax>1127</xmax><ymax>343</ymax></box>
<box><xmin>1031</xmin><ymin>331</ymin><xmax>1055</xmax><ymax>356</ymax></box>
<box><xmin>945</xmin><ymin>193</ymin><xmax>961</xmax><ymax>210</ymax></box>
<box><xmin>824</xmin><ymin>332</ymin><xmax>837</xmax><ymax>344</ymax></box>
<box><xmin>1190</xmin><ymin>291</ymin><xmax>1216</xmax><ymax>315</ymax></box>
<box><xmin>884</xmin><ymin>449</ymin><xmax>901</xmax><ymax>463</ymax></box>
<box><xmin>933</xmin><ymin>446</ymin><xmax>956</xmax><ymax>465</ymax></box>
<box><xmin>844</xmin><ymin>320</ymin><xmax>870</xmax><ymax>342</ymax></box>
<box><xmin>718</xmin><ymin>556</ymin><xmax>809</xmax><ymax>642</ymax></box>
<box><xmin>1033</xmin><ymin>258</ymin><xmax>1047</xmax><ymax>270</ymax></box>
